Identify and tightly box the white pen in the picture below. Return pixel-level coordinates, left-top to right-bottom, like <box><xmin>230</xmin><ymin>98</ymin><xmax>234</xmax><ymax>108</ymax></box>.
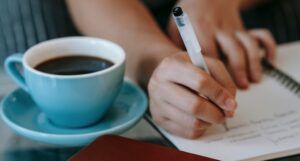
<box><xmin>172</xmin><ymin>7</ymin><xmax>229</xmax><ymax>131</ymax></box>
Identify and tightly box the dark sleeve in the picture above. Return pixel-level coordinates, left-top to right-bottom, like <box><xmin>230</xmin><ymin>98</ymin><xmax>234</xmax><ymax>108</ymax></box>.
<box><xmin>0</xmin><ymin>0</ymin><xmax>79</xmax><ymax>65</ymax></box>
<box><xmin>242</xmin><ymin>0</ymin><xmax>300</xmax><ymax>44</ymax></box>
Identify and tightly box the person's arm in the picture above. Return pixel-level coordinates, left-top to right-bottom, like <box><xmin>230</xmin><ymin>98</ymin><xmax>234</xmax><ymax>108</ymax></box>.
<box><xmin>168</xmin><ymin>0</ymin><xmax>276</xmax><ymax>89</ymax></box>
<box><xmin>66</xmin><ymin>0</ymin><xmax>179</xmax><ymax>87</ymax></box>
<box><xmin>66</xmin><ymin>0</ymin><xmax>237</xmax><ymax>139</ymax></box>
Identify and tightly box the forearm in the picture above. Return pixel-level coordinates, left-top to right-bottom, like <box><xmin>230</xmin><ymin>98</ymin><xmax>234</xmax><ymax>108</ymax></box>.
<box><xmin>66</xmin><ymin>0</ymin><xmax>180</xmax><ymax>87</ymax></box>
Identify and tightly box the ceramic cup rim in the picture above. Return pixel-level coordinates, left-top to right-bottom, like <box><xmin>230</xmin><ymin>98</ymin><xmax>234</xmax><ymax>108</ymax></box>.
<box><xmin>23</xmin><ymin>36</ymin><xmax>126</xmax><ymax>79</ymax></box>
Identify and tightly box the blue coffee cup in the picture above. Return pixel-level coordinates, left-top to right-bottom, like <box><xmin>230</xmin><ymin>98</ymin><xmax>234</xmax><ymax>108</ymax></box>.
<box><xmin>4</xmin><ymin>37</ymin><xmax>125</xmax><ymax>128</ymax></box>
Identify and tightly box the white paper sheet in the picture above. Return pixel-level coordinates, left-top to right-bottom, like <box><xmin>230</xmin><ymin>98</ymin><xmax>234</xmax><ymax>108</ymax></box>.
<box><xmin>276</xmin><ymin>42</ymin><xmax>300</xmax><ymax>81</ymax></box>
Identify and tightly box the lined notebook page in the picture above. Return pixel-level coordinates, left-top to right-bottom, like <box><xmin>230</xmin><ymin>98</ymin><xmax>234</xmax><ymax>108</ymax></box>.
<box><xmin>276</xmin><ymin>42</ymin><xmax>300</xmax><ymax>81</ymax></box>
<box><xmin>160</xmin><ymin>43</ymin><xmax>300</xmax><ymax>161</ymax></box>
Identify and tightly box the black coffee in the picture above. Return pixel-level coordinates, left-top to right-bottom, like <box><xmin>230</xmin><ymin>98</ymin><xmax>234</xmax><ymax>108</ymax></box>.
<box><xmin>35</xmin><ymin>55</ymin><xmax>114</xmax><ymax>75</ymax></box>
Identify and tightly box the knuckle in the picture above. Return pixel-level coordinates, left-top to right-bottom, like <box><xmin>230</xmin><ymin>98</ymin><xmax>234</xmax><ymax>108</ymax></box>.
<box><xmin>160</xmin><ymin>57</ymin><xmax>175</xmax><ymax>71</ymax></box>
<box><xmin>196</xmin><ymin>73</ymin><xmax>209</xmax><ymax>91</ymax></box>
<box><xmin>191</xmin><ymin>119</ymin><xmax>204</xmax><ymax>130</ymax></box>
<box><xmin>190</xmin><ymin>98</ymin><xmax>204</xmax><ymax>116</ymax></box>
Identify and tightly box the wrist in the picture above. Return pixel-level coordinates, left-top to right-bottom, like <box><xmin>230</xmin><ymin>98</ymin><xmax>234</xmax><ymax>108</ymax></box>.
<box><xmin>130</xmin><ymin>43</ymin><xmax>182</xmax><ymax>88</ymax></box>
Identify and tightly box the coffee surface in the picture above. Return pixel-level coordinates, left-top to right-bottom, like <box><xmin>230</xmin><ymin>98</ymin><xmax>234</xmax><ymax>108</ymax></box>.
<box><xmin>35</xmin><ymin>55</ymin><xmax>114</xmax><ymax>75</ymax></box>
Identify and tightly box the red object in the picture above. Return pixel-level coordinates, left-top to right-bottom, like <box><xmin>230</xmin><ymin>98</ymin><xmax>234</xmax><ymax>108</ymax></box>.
<box><xmin>69</xmin><ymin>135</ymin><xmax>218</xmax><ymax>161</ymax></box>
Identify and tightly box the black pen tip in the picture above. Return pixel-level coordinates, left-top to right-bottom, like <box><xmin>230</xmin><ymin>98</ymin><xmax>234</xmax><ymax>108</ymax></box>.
<box><xmin>172</xmin><ymin>7</ymin><xmax>183</xmax><ymax>17</ymax></box>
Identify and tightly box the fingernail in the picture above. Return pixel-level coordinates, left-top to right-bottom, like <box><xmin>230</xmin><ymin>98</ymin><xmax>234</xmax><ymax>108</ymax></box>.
<box><xmin>224</xmin><ymin>98</ymin><xmax>236</xmax><ymax>111</ymax></box>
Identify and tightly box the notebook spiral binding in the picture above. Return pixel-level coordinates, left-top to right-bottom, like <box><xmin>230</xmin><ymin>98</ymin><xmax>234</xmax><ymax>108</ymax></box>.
<box><xmin>263</xmin><ymin>60</ymin><xmax>300</xmax><ymax>97</ymax></box>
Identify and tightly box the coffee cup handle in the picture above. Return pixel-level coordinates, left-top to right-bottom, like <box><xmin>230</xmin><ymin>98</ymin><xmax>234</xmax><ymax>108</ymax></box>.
<box><xmin>4</xmin><ymin>53</ymin><xmax>29</xmax><ymax>92</ymax></box>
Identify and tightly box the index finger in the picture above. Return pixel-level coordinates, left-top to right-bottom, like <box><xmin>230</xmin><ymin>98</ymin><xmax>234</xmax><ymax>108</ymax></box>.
<box><xmin>159</xmin><ymin>55</ymin><xmax>237</xmax><ymax>111</ymax></box>
<box><xmin>205</xmin><ymin>57</ymin><xmax>237</xmax><ymax>96</ymax></box>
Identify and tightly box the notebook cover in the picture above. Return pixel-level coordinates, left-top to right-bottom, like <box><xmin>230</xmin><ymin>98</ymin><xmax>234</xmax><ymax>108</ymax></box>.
<box><xmin>68</xmin><ymin>135</ymin><xmax>218</xmax><ymax>161</ymax></box>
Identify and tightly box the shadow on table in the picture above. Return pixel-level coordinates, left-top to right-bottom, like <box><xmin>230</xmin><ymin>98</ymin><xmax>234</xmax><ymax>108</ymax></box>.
<box><xmin>269</xmin><ymin>154</ymin><xmax>300</xmax><ymax>161</ymax></box>
<box><xmin>2</xmin><ymin>147</ymin><xmax>81</xmax><ymax>161</ymax></box>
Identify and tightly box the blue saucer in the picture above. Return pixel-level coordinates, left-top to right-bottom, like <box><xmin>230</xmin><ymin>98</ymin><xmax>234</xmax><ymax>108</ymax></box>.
<box><xmin>0</xmin><ymin>80</ymin><xmax>148</xmax><ymax>146</ymax></box>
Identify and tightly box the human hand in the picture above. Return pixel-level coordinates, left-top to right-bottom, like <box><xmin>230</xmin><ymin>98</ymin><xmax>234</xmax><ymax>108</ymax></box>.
<box><xmin>148</xmin><ymin>52</ymin><xmax>237</xmax><ymax>139</ymax></box>
<box><xmin>168</xmin><ymin>0</ymin><xmax>276</xmax><ymax>89</ymax></box>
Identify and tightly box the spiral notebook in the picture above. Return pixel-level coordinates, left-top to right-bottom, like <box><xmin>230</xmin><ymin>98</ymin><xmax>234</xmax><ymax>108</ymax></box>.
<box><xmin>158</xmin><ymin>42</ymin><xmax>300</xmax><ymax>161</ymax></box>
